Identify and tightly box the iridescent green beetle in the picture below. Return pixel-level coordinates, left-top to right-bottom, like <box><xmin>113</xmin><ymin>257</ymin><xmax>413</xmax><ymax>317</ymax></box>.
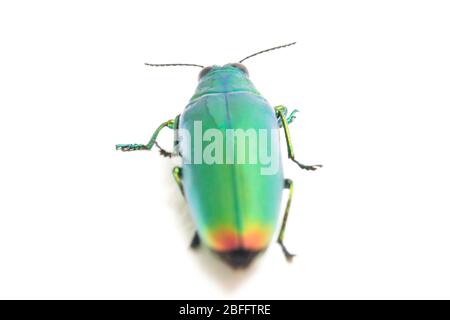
<box><xmin>116</xmin><ymin>42</ymin><xmax>321</xmax><ymax>268</ymax></box>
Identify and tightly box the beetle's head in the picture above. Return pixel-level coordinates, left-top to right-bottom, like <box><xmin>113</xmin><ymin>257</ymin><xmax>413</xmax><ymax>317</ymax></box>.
<box><xmin>198</xmin><ymin>63</ymin><xmax>249</xmax><ymax>81</ymax></box>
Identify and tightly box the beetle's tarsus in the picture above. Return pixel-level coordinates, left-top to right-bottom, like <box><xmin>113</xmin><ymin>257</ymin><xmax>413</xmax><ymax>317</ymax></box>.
<box><xmin>286</xmin><ymin>109</ymin><xmax>299</xmax><ymax>125</ymax></box>
<box><xmin>278</xmin><ymin>240</ymin><xmax>296</xmax><ymax>261</ymax></box>
<box><xmin>277</xmin><ymin>108</ymin><xmax>299</xmax><ymax>127</ymax></box>
<box><xmin>292</xmin><ymin>159</ymin><xmax>323</xmax><ymax>171</ymax></box>
<box><xmin>115</xmin><ymin>144</ymin><xmax>148</xmax><ymax>152</ymax></box>
<box><xmin>190</xmin><ymin>232</ymin><xmax>201</xmax><ymax>249</ymax></box>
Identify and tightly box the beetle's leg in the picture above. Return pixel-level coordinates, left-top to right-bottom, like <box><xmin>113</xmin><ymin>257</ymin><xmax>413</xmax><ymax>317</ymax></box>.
<box><xmin>277</xmin><ymin>179</ymin><xmax>295</xmax><ymax>260</ymax></box>
<box><xmin>115</xmin><ymin>118</ymin><xmax>175</xmax><ymax>153</ymax></box>
<box><xmin>172</xmin><ymin>166</ymin><xmax>184</xmax><ymax>196</ymax></box>
<box><xmin>286</xmin><ymin>109</ymin><xmax>299</xmax><ymax>125</ymax></box>
<box><xmin>274</xmin><ymin>105</ymin><xmax>322</xmax><ymax>171</ymax></box>
<box><xmin>190</xmin><ymin>232</ymin><xmax>201</xmax><ymax>249</ymax></box>
<box><xmin>278</xmin><ymin>108</ymin><xmax>299</xmax><ymax>127</ymax></box>
<box><xmin>172</xmin><ymin>114</ymin><xmax>181</xmax><ymax>156</ymax></box>
<box><xmin>172</xmin><ymin>166</ymin><xmax>201</xmax><ymax>249</ymax></box>
<box><xmin>154</xmin><ymin>142</ymin><xmax>172</xmax><ymax>158</ymax></box>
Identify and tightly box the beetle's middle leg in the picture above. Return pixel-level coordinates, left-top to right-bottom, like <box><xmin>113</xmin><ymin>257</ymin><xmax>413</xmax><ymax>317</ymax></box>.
<box><xmin>172</xmin><ymin>166</ymin><xmax>201</xmax><ymax>249</ymax></box>
<box><xmin>172</xmin><ymin>166</ymin><xmax>184</xmax><ymax>196</ymax></box>
<box><xmin>278</xmin><ymin>178</ymin><xmax>295</xmax><ymax>260</ymax></box>
<box><xmin>275</xmin><ymin>105</ymin><xmax>322</xmax><ymax>171</ymax></box>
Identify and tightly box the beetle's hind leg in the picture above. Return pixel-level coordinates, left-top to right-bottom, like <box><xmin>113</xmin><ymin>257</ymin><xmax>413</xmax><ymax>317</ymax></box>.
<box><xmin>277</xmin><ymin>179</ymin><xmax>295</xmax><ymax>261</ymax></box>
<box><xmin>291</xmin><ymin>159</ymin><xmax>322</xmax><ymax>171</ymax></box>
<box><xmin>190</xmin><ymin>232</ymin><xmax>201</xmax><ymax>249</ymax></box>
<box><xmin>172</xmin><ymin>166</ymin><xmax>201</xmax><ymax>249</ymax></box>
<box><xmin>275</xmin><ymin>105</ymin><xmax>322</xmax><ymax>171</ymax></box>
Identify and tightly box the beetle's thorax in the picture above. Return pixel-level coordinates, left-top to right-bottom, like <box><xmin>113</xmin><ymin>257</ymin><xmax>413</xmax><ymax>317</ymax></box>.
<box><xmin>190</xmin><ymin>65</ymin><xmax>261</xmax><ymax>102</ymax></box>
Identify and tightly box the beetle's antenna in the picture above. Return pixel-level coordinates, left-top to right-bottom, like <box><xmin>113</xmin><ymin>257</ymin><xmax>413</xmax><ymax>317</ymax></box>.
<box><xmin>144</xmin><ymin>63</ymin><xmax>204</xmax><ymax>68</ymax></box>
<box><xmin>239</xmin><ymin>42</ymin><xmax>297</xmax><ymax>63</ymax></box>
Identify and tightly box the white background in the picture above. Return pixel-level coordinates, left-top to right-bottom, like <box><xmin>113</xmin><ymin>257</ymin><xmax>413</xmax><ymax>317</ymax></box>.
<box><xmin>1</xmin><ymin>0</ymin><xmax>449</xmax><ymax>299</ymax></box>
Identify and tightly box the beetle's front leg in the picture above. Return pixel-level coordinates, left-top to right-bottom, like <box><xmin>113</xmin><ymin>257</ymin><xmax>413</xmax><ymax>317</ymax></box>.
<box><xmin>115</xmin><ymin>118</ymin><xmax>174</xmax><ymax>152</ymax></box>
<box><xmin>274</xmin><ymin>105</ymin><xmax>322</xmax><ymax>171</ymax></box>
<box><xmin>277</xmin><ymin>107</ymin><xmax>299</xmax><ymax>127</ymax></box>
<box><xmin>116</xmin><ymin>116</ymin><xmax>180</xmax><ymax>157</ymax></box>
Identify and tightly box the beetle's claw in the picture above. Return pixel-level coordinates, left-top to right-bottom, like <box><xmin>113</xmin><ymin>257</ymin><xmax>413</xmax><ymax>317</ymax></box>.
<box><xmin>292</xmin><ymin>159</ymin><xmax>323</xmax><ymax>171</ymax></box>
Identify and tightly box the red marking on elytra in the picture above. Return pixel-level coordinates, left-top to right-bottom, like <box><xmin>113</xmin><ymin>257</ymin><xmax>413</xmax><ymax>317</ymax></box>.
<box><xmin>208</xmin><ymin>227</ymin><xmax>270</xmax><ymax>251</ymax></box>
<box><xmin>243</xmin><ymin>229</ymin><xmax>269</xmax><ymax>250</ymax></box>
<box><xmin>209</xmin><ymin>229</ymin><xmax>240</xmax><ymax>251</ymax></box>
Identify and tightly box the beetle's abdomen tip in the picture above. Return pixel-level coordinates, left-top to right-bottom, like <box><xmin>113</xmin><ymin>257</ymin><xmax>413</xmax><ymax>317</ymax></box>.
<box><xmin>216</xmin><ymin>249</ymin><xmax>260</xmax><ymax>269</ymax></box>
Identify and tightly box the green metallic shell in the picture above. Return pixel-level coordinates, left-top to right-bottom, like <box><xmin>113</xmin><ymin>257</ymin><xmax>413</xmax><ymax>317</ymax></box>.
<box><xmin>179</xmin><ymin>65</ymin><xmax>284</xmax><ymax>252</ymax></box>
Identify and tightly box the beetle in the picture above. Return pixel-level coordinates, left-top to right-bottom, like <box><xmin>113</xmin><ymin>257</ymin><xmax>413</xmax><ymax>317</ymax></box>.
<box><xmin>116</xmin><ymin>42</ymin><xmax>321</xmax><ymax>268</ymax></box>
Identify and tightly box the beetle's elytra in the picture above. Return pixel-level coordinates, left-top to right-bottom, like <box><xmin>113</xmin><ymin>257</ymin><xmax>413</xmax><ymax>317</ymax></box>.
<box><xmin>116</xmin><ymin>43</ymin><xmax>321</xmax><ymax>269</ymax></box>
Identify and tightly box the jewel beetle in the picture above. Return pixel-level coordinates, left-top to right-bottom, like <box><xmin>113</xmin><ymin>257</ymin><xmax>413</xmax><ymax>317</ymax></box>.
<box><xmin>116</xmin><ymin>42</ymin><xmax>321</xmax><ymax>269</ymax></box>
